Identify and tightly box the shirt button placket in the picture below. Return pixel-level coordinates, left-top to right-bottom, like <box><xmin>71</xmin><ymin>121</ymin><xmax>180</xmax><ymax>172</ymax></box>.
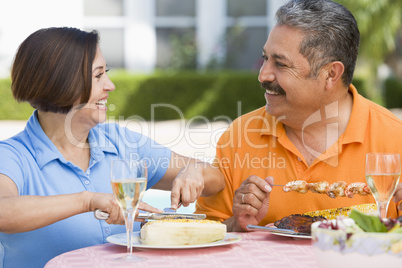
<box><xmin>83</xmin><ymin>169</ymin><xmax>94</xmax><ymax>191</ymax></box>
<box><xmin>295</xmin><ymin>156</ymin><xmax>306</xmax><ymax>176</ymax></box>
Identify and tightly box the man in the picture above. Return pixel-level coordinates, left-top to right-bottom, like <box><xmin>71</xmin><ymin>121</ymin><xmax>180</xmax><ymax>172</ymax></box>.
<box><xmin>195</xmin><ymin>0</ymin><xmax>402</xmax><ymax>231</ymax></box>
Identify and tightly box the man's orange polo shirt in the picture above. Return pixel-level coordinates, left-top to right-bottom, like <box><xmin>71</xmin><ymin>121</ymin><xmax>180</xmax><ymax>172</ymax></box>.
<box><xmin>195</xmin><ymin>85</ymin><xmax>402</xmax><ymax>224</ymax></box>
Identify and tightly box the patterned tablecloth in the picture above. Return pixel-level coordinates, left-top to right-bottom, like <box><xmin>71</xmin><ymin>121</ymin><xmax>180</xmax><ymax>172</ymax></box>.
<box><xmin>45</xmin><ymin>231</ymin><xmax>319</xmax><ymax>268</ymax></box>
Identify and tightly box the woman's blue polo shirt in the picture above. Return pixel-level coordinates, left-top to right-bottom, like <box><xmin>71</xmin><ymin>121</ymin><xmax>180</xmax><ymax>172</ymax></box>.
<box><xmin>0</xmin><ymin>111</ymin><xmax>171</xmax><ymax>268</ymax></box>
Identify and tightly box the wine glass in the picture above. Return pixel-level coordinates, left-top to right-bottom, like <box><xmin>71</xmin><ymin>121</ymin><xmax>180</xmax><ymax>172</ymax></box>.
<box><xmin>111</xmin><ymin>159</ymin><xmax>147</xmax><ymax>262</ymax></box>
<box><xmin>365</xmin><ymin>153</ymin><xmax>401</xmax><ymax>219</ymax></box>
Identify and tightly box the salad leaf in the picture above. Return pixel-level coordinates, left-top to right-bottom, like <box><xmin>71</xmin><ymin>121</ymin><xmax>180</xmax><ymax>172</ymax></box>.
<box><xmin>389</xmin><ymin>224</ymin><xmax>402</xmax><ymax>233</ymax></box>
<box><xmin>349</xmin><ymin>210</ymin><xmax>388</xmax><ymax>232</ymax></box>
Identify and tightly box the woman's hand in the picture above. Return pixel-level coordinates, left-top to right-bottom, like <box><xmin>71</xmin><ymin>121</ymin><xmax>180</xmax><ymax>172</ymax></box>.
<box><xmin>87</xmin><ymin>192</ymin><xmax>125</xmax><ymax>224</ymax></box>
<box><xmin>152</xmin><ymin>152</ymin><xmax>225</xmax><ymax>210</ymax></box>
<box><xmin>170</xmin><ymin>162</ymin><xmax>205</xmax><ymax>208</ymax></box>
<box><xmin>136</xmin><ymin>202</ymin><xmax>164</xmax><ymax>222</ymax></box>
<box><xmin>89</xmin><ymin>193</ymin><xmax>164</xmax><ymax>224</ymax></box>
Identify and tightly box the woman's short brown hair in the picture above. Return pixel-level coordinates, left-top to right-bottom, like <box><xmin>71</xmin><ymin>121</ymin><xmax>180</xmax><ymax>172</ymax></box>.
<box><xmin>11</xmin><ymin>27</ymin><xmax>99</xmax><ymax>113</ymax></box>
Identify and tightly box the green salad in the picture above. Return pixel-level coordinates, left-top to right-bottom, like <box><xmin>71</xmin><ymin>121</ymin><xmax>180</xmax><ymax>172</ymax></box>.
<box><xmin>349</xmin><ymin>210</ymin><xmax>402</xmax><ymax>233</ymax></box>
<box><xmin>317</xmin><ymin>209</ymin><xmax>402</xmax><ymax>233</ymax></box>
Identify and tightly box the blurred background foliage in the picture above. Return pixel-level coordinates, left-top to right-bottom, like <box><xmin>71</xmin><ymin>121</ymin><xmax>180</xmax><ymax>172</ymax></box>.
<box><xmin>335</xmin><ymin>0</ymin><xmax>402</xmax><ymax>102</ymax></box>
<box><xmin>337</xmin><ymin>0</ymin><xmax>401</xmax><ymax>65</ymax></box>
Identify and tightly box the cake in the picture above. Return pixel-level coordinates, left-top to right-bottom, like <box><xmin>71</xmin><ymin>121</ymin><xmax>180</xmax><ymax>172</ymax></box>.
<box><xmin>140</xmin><ymin>219</ymin><xmax>227</xmax><ymax>246</ymax></box>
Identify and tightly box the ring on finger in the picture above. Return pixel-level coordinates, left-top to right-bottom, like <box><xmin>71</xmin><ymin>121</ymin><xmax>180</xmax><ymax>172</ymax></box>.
<box><xmin>242</xmin><ymin>193</ymin><xmax>245</xmax><ymax>204</ymax></box>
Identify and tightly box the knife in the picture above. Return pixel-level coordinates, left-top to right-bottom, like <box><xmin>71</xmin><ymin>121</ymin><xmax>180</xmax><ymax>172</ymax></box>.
<box><xmin>94</xmin><ymin>208</ymin><xmax>206</xmax><ymax>220</ymax></box>
<box><xmin>137</xmin><ymin>212</ymin><xmax>206</xmax><ymax>220</ymax></box>
<box><xmin>247</xmin><ymin>224</ymin><xmax>310</xmax><ymax>236</ymax></box>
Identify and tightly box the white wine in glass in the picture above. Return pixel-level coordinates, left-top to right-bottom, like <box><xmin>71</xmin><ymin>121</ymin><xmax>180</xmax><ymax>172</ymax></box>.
<box><xmin>365</xmin><ymin>153</ymin><xmax>401</xmax><ymax>219</ymax></box>
<box><xmin>111</xmin><ymin>159</ymin><xmax>147</xmax><ymax>262</ymax></box>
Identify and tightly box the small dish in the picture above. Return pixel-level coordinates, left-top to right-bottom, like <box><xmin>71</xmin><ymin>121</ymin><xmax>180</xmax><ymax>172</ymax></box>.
<box><xmin>312</xmin><ymin>219</ymin><xmax>402</xmax><ymax>267</ymax></box>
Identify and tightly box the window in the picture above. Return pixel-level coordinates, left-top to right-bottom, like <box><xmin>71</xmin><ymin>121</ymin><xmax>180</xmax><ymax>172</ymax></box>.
<box><xmin>228</xmin><ymin>0</ymin><xmax>266</xmax><ymax>17</ymax></box>
<box><xmin>92</xmin><ymin>28</ymin><xmax>124</xmax><ymax>68</ymax></box>
<box><xmin>156</xmin><ymin>28</ymin><xmax>196</xmax><ymax>70</ymax></box>
<box><xmin>84</xmin><ymin>0</ymin><xmax>123</xmax><ymax>16</ymax></box>
<box><xmin>225</xmin><ymin>26</ymin><xmax>267</xmax><ymax>70</ymax></box>
<box><xmin>156</xmin><ymin>0</ymin><xmax>195</xmax><ymax>17</ymax></box>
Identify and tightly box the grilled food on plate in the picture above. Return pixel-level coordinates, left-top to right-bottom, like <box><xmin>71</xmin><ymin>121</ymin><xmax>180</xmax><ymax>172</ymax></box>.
<box><xmin>271</xmin><ymin>204</ymin><xmax>377</xmax><ymax>234</ymax></box>
<box><xmin>274</xmin><ymin>214</ymin><xmax>326</xmax><ymax>234</ymax></box>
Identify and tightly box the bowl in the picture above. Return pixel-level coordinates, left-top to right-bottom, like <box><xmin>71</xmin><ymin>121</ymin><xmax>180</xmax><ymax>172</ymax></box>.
<box><xmin>311</xmin><ymin>219</ymin><xmax>402</xmax><ymax>267</ymax></box>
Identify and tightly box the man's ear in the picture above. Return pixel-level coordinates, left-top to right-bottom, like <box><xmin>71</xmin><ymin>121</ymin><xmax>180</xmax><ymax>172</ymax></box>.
<box><xmin>324</xmin><ymin>61</ymin><xmax>344</xmax><ymax>90</ymax></box>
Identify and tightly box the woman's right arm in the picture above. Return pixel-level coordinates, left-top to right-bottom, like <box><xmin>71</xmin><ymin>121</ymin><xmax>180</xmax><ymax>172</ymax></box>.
<box><xmin>0</xmin><ymin>174</ymin><xmax>125</xmax><ymax>234</ymax></box>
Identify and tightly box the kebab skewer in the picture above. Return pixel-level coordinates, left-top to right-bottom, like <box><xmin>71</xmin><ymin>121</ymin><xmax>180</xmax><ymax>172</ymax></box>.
<box><xmin>281</xmin><ymin>180</ymin><xmax>371</xmax><ymax>198</ymax></box>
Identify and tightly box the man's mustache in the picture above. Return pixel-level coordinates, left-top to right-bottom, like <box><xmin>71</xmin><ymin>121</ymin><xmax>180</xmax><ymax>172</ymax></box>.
<box><xmin>260</xmin><ymin>81</ymin><xmax>286</xmax><ymax>96</ymax></box>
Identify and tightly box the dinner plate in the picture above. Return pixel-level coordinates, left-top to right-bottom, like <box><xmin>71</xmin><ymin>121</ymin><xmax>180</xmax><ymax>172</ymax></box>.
<box><xmin>107</xmin><ymin>232</ymin><xmax>242</xmax><ymax>249</ymax></box>
<box><xmin>247</xmin><ymin>225</ymin><xmax>311</xmax><ymax>239</ymax></box>
<box><xmin>268</xmin><ymin>231</ymin><xmax>311</xmax><ymax>239</ymax></box>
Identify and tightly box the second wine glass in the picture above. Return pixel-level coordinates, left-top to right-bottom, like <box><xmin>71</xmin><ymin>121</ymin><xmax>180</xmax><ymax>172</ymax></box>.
<box><xmin>111</xmin><ymin>159</ymin><xmax>147</xmax><ymax>262</ymax></box>
<box><xmin>365</xmin><ymin>153</ymin><xmax>401</xmax><ymax>219</ymax></box>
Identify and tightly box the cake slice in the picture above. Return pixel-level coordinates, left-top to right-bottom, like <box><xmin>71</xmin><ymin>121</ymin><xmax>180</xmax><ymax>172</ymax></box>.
<box><xmin>140</xmin><ymin>219</ymin><xmax>227</xmax><ymax>246</ymax></box>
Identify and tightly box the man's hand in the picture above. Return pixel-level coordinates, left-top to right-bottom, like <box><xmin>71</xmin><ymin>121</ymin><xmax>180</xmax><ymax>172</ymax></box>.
<box><xmin>393</xmin><ymin>183</ymin><xmax>402</xmax><ymax>211</ymax></box>
<box><xmin>224</xmin><ymin>176</ymin><xmax>273</xmax><ymax>231</ymax></box>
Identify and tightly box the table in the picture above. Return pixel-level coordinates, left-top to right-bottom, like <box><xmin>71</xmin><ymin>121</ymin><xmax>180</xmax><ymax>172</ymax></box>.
<box><xmin>45</xmin><ymin>231</ymin><xmax>319</xmax><ymax>268</ymax></box>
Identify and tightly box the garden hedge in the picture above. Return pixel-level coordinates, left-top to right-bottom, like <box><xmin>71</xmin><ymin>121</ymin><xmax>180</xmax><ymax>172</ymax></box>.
<box><xmin>0</xmin><ymin>71</ymin><xmax>392</xmax><ymax>121</ymax></box>
<box><xmin>384</xmin><ymin>77</ymin><xmax>402</xmax><ymax>109</ymax></box>
<box><xmin>0</xmin><ymin>78</ymin><xmax>34</xmax><ymax>120</ymax></box>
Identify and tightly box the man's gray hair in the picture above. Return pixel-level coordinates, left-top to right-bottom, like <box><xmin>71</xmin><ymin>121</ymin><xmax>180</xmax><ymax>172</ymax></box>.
<box><xmin>276</xmin><ymin>0</ymin><xmax>360</xmax><ymax>86</ymax></box>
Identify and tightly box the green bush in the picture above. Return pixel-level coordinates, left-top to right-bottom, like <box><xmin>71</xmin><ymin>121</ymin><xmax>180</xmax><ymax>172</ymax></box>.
<box><xmin>118</xmin><ymin>72</ymin><xmax>218</xmax><ymax>121</ymax></box>
<box><xmin>118</xmin><ymin>71</ymin><xmax>263</xmax><ymax>121</ymax></box>
<box><xmin>106</xmin><ymin>71</ymin><xmax>148</xmax><ymax>119</ymax></box>
<box><xmin>0</xmin><ymin>71</ymin><xmax>262</xmax><ymax>121</ymax></box>
<box><xmin>352</xmin><ymin>77</ymin><xmax>369</xmax><ymax>99</ymax></box>
<box><xmin>186</xmin><ymin>72</ymin><xmax>264</xmax><ymax>120</ymax></box>
<box><xmin>384</xmin><ymin>77</ymin><xmax>402</xmax><ymax>108</ymax></box>
<box><xmin>0</xmin><ymin>79</ymin><xmax>34</xmax><ymax>120</ymax></box>
<box><xmin>0</xmin><ymin>71</ymin><xmax>384</xmax><ymax>121</ymax></box>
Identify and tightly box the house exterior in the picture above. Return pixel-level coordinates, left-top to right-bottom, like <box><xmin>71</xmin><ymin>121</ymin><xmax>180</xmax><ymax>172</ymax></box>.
<box><xmin>0</xmin><ymin>0</ymin><xmax>287</xmax><ymax>77</ymax></box>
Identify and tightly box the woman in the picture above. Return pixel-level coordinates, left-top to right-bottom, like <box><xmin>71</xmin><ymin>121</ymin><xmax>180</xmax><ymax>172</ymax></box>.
<box><xmin>0</xmin><ymin>27</ymin><xmax>224</xmax><ymax>268</ymax></box>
